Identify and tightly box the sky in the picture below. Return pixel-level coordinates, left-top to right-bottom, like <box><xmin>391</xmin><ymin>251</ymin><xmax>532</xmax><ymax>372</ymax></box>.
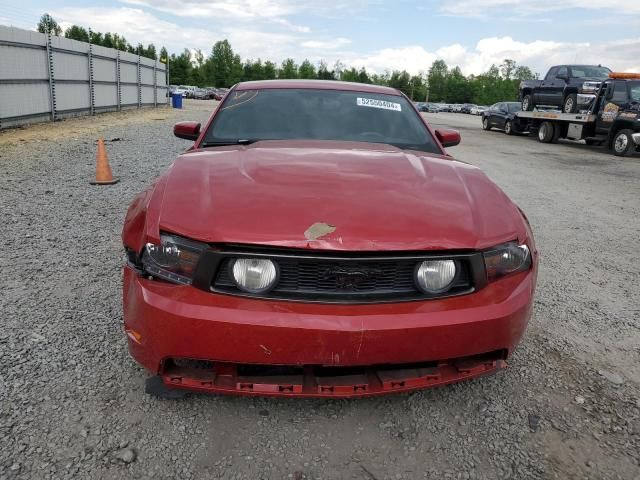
<box><xmin>1</xmin><ymin>0</ymin><xmax>639</xmax><ymax>76</ymax></box>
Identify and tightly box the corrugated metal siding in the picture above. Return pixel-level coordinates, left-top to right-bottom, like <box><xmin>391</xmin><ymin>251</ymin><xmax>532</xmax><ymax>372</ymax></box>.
<box><xmin>0</xmin><ymin>25</ymin><xmax>167</xmax><ymax>128</ymax></box>
<box><xmin>0</xmin><ymin>83</ymin><xmax>50</xmax><ymax>118</ymax></box>
<box><xmin>94</xmin><ymin>84</ymin><xmax>118</xmax><ymax>108</ymax></box>
<box><xmin>121</xmin><ymin>85</ymin><xmax>138</xmax><ymax>105</ymax></box>
<box><xmin>0</xmin><ymin>45</ymin><xmax>48</xmax><ymax>80</ymax></box>
<box><xmin>56</xmin><ymin>84</ymin><xmax>90</xmax><ymax>111</ymax></box>
<box><xmin>93</xmin><ymin>58</ymin><xmax>116</xmax><ymax>81</ymax></box>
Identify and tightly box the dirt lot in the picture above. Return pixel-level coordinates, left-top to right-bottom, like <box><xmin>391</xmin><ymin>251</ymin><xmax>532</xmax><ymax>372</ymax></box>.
<box><xmin>1</xmin><ymin>102</ymin><xmax>639</xmax><ymax>480</ymax></box>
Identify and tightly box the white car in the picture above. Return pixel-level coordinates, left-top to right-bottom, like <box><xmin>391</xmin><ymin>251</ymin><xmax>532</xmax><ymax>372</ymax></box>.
<box><xmin>470</xmin><ymin>105</ymin><xmax>487</xmax><ymax>115</ymax></box>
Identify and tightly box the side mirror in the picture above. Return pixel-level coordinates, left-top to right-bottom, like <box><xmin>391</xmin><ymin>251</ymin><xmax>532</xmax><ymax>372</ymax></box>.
<box><xmin>557</xmin><ymin>74</ymin><xmax>569</xmax><ymax>81</ymax></box>
<box><xmin>435</xmin><ymin>129</ymin><xmax>461</xmax><ymax>148</ymax></box>
<box><xmin>174</xmin><ymin>121</ymin><xmax>201</xmax><ymax>141</ymax></box>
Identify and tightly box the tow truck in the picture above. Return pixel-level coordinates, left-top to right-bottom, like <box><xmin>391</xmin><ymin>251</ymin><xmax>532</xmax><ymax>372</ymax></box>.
<box><xmin>513</xmin><ymin>72</ymin><xmax>640</xmax><ymax>156</ymax></box>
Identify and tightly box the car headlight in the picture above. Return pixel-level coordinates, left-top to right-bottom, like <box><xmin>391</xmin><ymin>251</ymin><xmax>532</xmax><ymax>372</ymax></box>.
<box><xmin>582</xmin><ymin>81</ymin><xmax>599</xmax><ymax>93</ymax></box>
<box><xmin>231</xmin><ymin>258</ymin><xmax>278</xmax><ymax>294</ymax></box>
<box><xmin>142</xmin><ymin>234</ymin><xmax>207</xmax><ymax>285</ymax></box>
<box><xmin>415</xmin><ymin>259</ymin><xmax>457</xmax><ymax>294</ymax></box>
<box><xmin>483</xmin><ymin>242</ymin><xmax>531</xmax><ymax>281</ymax></box>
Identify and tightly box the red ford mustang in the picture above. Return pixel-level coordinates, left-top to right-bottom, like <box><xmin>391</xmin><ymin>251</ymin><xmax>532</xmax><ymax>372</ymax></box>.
<box><xmin>122</xmin><ymin>80</ymin><xmax>538</xmax><ymax>398</ymax></box>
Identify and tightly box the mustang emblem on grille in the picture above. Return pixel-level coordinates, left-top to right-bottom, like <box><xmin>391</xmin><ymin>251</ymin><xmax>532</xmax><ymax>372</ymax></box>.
<box><xmin>322</xmin><ymin>266</ymin><xmax>383</xmax><ymax>289</ymax></box>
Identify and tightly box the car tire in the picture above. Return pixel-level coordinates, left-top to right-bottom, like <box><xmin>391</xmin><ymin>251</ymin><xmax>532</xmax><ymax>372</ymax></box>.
<box><xmin>504</xmin><ymin>120</ymin><xmax>514</xmax><ymax>135</ymax></box>
<box><xmin>482</xmin><ymin>116</ymin><xmax>491</xmax><ymax>131</ymax></box>
<box><xmin>563</xmin><ymin>94</ymin><xmax>578</xmax><ymax>114</ymax></box>
<box><xmin>612</xmin><ymin>129</ymin><xmax>636</xmax><ymax>157</ymax></box>
<box><xmin>522</xmin><ymin>94</ymin><xmax>534</xmax><ymax>111</ymax></box>
<box><xmin>538</xmin><ymin>121</ymin><xmax>555</xmax><ymax>143</ymax></box>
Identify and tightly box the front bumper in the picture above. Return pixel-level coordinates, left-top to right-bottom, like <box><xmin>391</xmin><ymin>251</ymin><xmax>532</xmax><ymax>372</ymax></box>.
<box><xmin>123</xmin><ymin>266</ymin><xmax>536</xmax><ymax>397</ymax></box>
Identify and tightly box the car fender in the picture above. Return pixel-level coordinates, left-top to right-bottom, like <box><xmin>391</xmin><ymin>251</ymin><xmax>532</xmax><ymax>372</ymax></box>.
<box><xmin>122</xmin><ymin>175</ymin><xmax>169</xmax><ymax>253</ymax></box>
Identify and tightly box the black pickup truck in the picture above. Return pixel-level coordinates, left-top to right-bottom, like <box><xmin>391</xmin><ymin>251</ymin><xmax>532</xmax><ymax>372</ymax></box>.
<box><xmin>519</xmin><ymin>64</ymin><xmax>611</xmax><ymax>113</ymax></box>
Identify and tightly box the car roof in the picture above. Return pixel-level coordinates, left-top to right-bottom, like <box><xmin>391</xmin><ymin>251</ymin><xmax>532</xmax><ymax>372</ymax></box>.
<box><xmin>234</xmin><ymin>79</ymin><xmax>402</xmax><ymax>96</ymax></box>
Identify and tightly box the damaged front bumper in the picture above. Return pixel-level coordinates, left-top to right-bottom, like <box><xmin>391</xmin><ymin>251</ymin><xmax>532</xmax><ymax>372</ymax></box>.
<box><xmin>123</xmin><ymin>266</ymin><xmax>535</xmax><ymax>397</ymax></box>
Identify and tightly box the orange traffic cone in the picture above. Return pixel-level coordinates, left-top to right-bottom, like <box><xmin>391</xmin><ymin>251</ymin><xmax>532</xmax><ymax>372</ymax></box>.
<box><xmin>90</xmin><ymin>138</ymin><xmax>119</xmax><ymax>185</ymax></box>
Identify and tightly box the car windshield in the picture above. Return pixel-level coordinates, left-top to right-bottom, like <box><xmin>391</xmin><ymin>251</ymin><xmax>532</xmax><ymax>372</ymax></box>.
<box><xmin>507</xmin><ymin>103</ymin><xmax>521</xmax><ymax>112</ymax></box>
<box><xmin>628</xmin><ymin>81</ymin><xmax>640</xmax><ymax>102</ymax></box>
<box><xmin>571</xmin><ymin>66</ymin><xmax>611</xmax><ymax>79</ymax></box>
<box><xmin>203</xmin><ymin>88</ymin><xmax>439</xmax><ymax>153</ymax></box>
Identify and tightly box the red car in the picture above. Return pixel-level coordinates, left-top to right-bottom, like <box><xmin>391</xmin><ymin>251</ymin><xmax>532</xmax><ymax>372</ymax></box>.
<box><xmin>122</xmin><ymin>80</ymin><xmax>538</xmax><ymax>398</ymax></box>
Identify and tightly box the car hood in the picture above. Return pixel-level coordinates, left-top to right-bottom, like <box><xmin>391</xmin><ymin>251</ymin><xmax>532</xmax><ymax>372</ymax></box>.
<box><xmin>157</xmin><ymin>140</ymin><xmax>523</xmax><ymax>251</ymax></box>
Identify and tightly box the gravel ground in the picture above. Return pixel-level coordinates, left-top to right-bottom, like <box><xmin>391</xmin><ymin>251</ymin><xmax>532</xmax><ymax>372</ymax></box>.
<box><xmin>1</xmin><ymin>103</ymin><xmax>639</xmax><ymax>480</ymax></box>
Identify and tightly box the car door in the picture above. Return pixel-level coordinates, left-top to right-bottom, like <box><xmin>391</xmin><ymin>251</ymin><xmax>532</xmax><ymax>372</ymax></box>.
<box><xmin>549</xmin><ymin>66</ymin><xmax>569</xmax><ymax>107</ymax></box>
<box><xmin>495</xmin><ymin>103</ymin><xmax>508</xmax><ymax>129</ymax></box>
<box><xmin>536</xmin><ymin>67</ymin><xmax>557</xmax><ymax>105</ymax></box>
<box><xmin>485</xmin><ymin>103</ymin><xmax>500</xmax><ymax>127</ymax></box>
<box><xmin>595</xmin><ymin>80</ymin><xmax>625</xmax><ymax>135</ymax></box>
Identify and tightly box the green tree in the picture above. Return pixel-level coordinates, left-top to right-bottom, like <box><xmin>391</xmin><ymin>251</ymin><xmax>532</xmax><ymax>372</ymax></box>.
<box><xmin>229</xmin><ymin>54</ymin><xmax>244</xmax><ymax>85</ymax></box>
<box><xmin>340</xmin><ymin>67</ymin><xmax>360</xmax><ymax>82</ymax></box>
<box><xmin>102</xmin><ymin>33</ymin><xmax>115</xmax><ymax>49</ymax></box>
<box><xmin>500</xmin><ymin>59</ymin><xmax>517</xmax><ymax>80</ymax></box>
<box><xmin>298</xmin><ymin>59</ymin><xmax>317</xmax><ymax>79</ymax></box>
<box><xmin>169</xmin><ymin>49</ymin><xmax>193</xmax><ymax>85</ymax></box>
<box><xmin>279</xmin><ymin>58</ymin><xmax>299</xmax><ymax>79</ymax></box>
<box><xmin>427</xmin><ymin>60</ymin><xmax>448</xmax><ymax>102</ymax></box>
<box><xmin>207</xmin><ymin>40</ymin><xmax>235</xmax><ymax>87</ymax></box>
<box><xmin>317</xmin><ymin>60</ymin><xmax>335</xmax><ymax>80</ymax></box>
<box><xmin>445</xmin><ymin>66</ymin><xmax>469</xmax><ymax>103</ymax></box>
<box><xmin>64</xmin><ymin>25</ymin><xmax>89</xmax><ymax>42</ymax></box>
<box><xmin>263</xmin><ymin>61</ymin><xmax>277</xmax><ymax>79</ymax></box>
<box><xmin>89</xmin><ymin>30</ymin><xmax>103</xmax><ymax>45</ymax></box>
<box><xmin>514</xmin><ymin>65</ymin><xmax>536</xmax><ymax>80</ymax></box>
<box><xmin>388</xmin><ymin>70</ymin><xmax>412</xmax><ymax>97</ymax></box>
<box><xmin>358</xmin><ymin>68</ymin><xmax>371</xmax><ymax>84</ymax></box>
<box><xmin>37</xmin><ymin>13</ymin><xmax>62</xmax><ymax>36</ymax></box>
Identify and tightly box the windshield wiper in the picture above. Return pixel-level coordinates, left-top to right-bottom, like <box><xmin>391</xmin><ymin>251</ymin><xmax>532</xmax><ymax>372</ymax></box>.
<box><xmin>200</xmin><ymin>139</ymin><xmax>257</xmax><ymax>147</ymax></box>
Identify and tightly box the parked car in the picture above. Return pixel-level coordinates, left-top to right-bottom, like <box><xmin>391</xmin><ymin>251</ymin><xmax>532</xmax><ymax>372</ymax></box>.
<box><xmin>123</xmin><ymin>80</ymin><xmax>538</xmax><ymax>398</ymax></box>
<box><xmin>451</xmin><ymin>104</ymin><xmax>463</xmax><ymax>113</ymax></box>
<box><xmin>470</xmin><ymin>105</ymin><xmax>487</xmax><ymax>115</ymax></box>
<box><xmin>193</xmin><ymin>88</ymin><xmax>211</xmax><ymax>100</ymax></box>
<box><xmin>426</xmin><ymin>103</ymin><xmax>440</xmax><ymax>113</ymax></box>
<box><xmin>439</xmin><ymin>104</ymin><xmax>452</xmax><ymax>112</ymax></box>
<box><xmin>414</xmin><ymin>102</ymin><xmax>428</xmax><ymax>112</ymax></box>
<box><xmin>172</xmin><ymin>86</ymin><xmax>188</xmax><ymax>97</ymax></box>
<box><xmin>519</xmin><ymin>64</ymin><xmax>611</xmax><ymax>113</ymax></box>
<box><xmin>482</xmin><ymin>102</ymin><xmax>523</xmax><ymax>135</ymax></box>
<box><xmin>461</xmin><ymin>103</ymin><xmax>476</xmax><ymax>114</ymax></box>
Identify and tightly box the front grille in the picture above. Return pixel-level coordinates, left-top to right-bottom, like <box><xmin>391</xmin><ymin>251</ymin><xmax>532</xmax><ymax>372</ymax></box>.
<box><xmin>202</xmin><ymin>247</ymin><xmax>481</xmax><ymax>303</ymax></box>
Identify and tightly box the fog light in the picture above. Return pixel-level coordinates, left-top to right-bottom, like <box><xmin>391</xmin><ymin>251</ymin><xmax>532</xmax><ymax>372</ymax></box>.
<box><xmin>415</xmin><ymin>260</ymin><xmax>456</xmax><ymax>293</ymax></box>
<box><xmin>231</xmin><ymin>258</ymin><xmax>278</xmax><ymax>293</ymax></box>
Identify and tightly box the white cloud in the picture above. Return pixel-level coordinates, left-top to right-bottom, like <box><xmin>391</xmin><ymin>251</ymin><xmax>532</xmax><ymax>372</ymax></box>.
<box><xmin>351</xmin><ymin>46</ymin><xmax>436</xmax><ymax>75</ymax></box>
<box><xmin>440</xmin><ymin>0</ymin><xmax>640</xmax><ymax>17</ymax></box>
<box><xmin>346</xmin><ymin>36</ymin><xmax>640</xmax><ymax>76</ymax></box>
<box><xmin>301</xmin><ymin>38</ymin><xmax>351</xmax><ymax>50</ymax></box>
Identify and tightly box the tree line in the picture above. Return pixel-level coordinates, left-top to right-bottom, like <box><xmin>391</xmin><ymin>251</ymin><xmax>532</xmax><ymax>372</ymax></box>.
<box><xmin>37</xmin><ymin>13</ymin><xmax>538</xmax><ymax>105</ymax></box>
<box><xmin>37</xmin><ymin>13</ymin><xmax>160</xmax><ymax>60</ymax></box>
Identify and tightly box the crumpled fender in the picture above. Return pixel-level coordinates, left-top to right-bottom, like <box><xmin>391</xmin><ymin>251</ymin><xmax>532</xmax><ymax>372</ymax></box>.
<box><xmin>122</xmin><ymin>175</ymin><xmax>168</xmax><ymax>253</ymax></box>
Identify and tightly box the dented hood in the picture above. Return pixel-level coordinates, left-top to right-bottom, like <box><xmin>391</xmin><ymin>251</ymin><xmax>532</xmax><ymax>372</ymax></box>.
<box><xmin>157</xmin><ymin>140</ymin><xmax>523</xmax><ymax>251</ymax></box>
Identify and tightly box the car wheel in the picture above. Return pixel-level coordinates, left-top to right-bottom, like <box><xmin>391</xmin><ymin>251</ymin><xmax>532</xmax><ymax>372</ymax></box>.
<box><xmin>538</xmin><ymin>121</ymin><xmax>555</xmax><ymax>143</ymax></box>
<box><xmin>522</xmin><ymin>94</ymin><xmax>534</xmax><ymax>111</ymax></box>
<box><xmin>482</xmin><ymin>116</ymin><xmax>491</xmax><ymax>131</ymax></box>
<box><xmin>504</xmin><ymin>120</ymin><xmax>514</xmax><ymax>135</ymax></box>
<box><xmin>563</xmin><ymin>94</ymin><xmax>578</xmax><ymax>114</ymax></box>
<box><xmin>612</xmin><ymin>129</ymin><xmax>635</xmax><ymax>157</ymax></box>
